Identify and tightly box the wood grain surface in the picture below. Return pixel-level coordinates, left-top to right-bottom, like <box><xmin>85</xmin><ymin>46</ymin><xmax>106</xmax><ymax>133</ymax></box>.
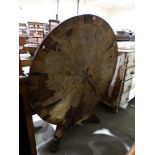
<box><xmin>28</xmin><ymin>14</ymin><xmax>118</xmax><ymax>126</ymax></box>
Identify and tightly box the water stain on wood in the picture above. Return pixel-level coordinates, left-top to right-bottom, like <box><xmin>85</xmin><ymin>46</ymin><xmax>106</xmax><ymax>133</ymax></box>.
<box><xmin>65</xmin><ymin>28</ymin><xmax>73</xmax><ymax>40</ymax></box>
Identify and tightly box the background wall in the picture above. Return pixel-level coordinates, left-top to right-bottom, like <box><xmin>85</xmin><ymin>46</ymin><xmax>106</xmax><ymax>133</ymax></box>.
<box><xmin>19</xmin><ymin>0</ymin><xmax>57</xmax><ymax>23</ymax></box>
<box><xmin>109</xmin><ymin>8</ymin><xmax>135</xmax><ymax>31</ymax></box>
<box><xmin>19</xmin><ymin>0</ymin><xmax>135</xmax><ymax>31</ymax></box>
<box><xmin>78</xmin><ymin>2</ymin><xmax>110</xmax><ymax>23</ymax></box>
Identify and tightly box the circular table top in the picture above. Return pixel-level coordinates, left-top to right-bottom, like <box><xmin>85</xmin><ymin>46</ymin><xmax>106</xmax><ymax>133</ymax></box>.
<box><xmin>28</xmin><ymin>14</ymin><xmax>118</xmax><ymax>125</ymax></box>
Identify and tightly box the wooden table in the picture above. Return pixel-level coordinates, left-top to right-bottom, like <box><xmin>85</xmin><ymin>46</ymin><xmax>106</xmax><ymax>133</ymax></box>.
<box><xmin>127</xmin><ymin>143</ymin><xmax>135</xmax><ymax>155</ymax></box>
<box><xmin>24</xmin><ymin>44</ymin><xmax>39</xmax><ymax>56</ymax></box>
<box><xmin>102</xmin><ymin>41</ymin><xmax>135</xmax><ymax>112</ymax></box>
<box><xmin>20</xmin><ymin>53</ymin><xmax>32</xmax><ymax>67</ymax></box>
<box><xmin>19</xmin><ymin>76</ymin><xmax>37</xmax><ymax>155</ymax></box>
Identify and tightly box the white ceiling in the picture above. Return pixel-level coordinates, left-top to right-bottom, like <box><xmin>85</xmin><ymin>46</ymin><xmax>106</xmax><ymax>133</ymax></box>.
<box><xmin>19</xmin><ymin>0</ymin><xmax>135</xmax><ymax>10</ymax></box>
<box><xmin>83</xmin><ymin>0</ymin><xmax>135</xmax><ymax>9</ymax></box>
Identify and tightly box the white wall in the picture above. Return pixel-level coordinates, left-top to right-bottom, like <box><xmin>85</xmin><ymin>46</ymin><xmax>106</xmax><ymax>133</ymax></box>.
<box><xmin>58</xmin><ymin>0</ymin><xmax>77</xmax><ymax>21</ymax></box>
<box><xmin>79</xmin><ymin>2</ymin><xmax>110</xmax><ymax>23</ymax></box>
<box><xmin>19</xmin><ymin>0</ymin><xmax>110</xmax><ymax>23</ymax></box>
<box><xmin>19</xmin><ymin>0</ymin><xmax>79</xmax><ymax>23</ymax></box>
<box><xmin>109</xmin><ymin>8</ymin><xmax>135</xmax><ymax>31</ymax></box>
<box><xmin>19</xmin><ymin>0</ymin><xmax>135</xmax><ymax>31</ymax></box>
<box><xmin>19</xmin><ymin>0</ymin><xmax>57</xmax><ymax>23</ymax></box>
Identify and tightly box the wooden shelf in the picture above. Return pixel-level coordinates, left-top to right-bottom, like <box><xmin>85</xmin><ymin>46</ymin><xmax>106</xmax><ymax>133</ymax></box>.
<box><xmin>27</xmin><ymin>22</ymin><xmax>44</xmax><ymax>44</ymax></box>
<box><xmin>28</xmin><ymin>36</ymin><xmax>43</xmax><ymax>38</ymax></box>
<box><xmin>19</xmin><ymin>23</ymin><xmax>28</xmax><ymax>37</ymax></box>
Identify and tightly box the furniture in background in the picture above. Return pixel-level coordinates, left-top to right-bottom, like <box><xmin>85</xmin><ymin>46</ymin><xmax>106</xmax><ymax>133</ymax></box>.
<box><xmin>49</xmin><ymin>19</ymin><xmax>60</xmax><ymax>31</ymax></box>
<box><xmin>24</xmin><ymin>44</ymin><xmax>39</xmax><ymax>57</ymax></box>
<box><xmin>19</xmin><ymin>76</ymin><xmax>37</xmax><ymax>155</ymax></box>
<box><xmin>44</xmin><ymin>22</ymin><xmax>49</xmax><ymax>36</ymax></box>
<box><xmin>116</xmin><ymin>30</ymin><xmax>135</xmax><ymax>42</ymax></box>
<box><xmin>19</xmin><ymin>55</ymin><xmax>37</xmax><ymax>155</ymax></box>
<box><xmin>19</xmin><ymin>36</ymin><xmax>28</xmax><ymax>54</ymax></box>
<box><xmin>27</xmin><ymin>22</ymin><xmax>44</xmax><ymax>45</ymax></box>
<box><xmin>20</xmin><ymin>55</ymin><xmax>32</xmax><ymax>67</ymax></box>
<box><xmin>20</xmin><ymin>22</ymin><xmax>45</xmax><ymax>57</ymax></box>
<box><xmin>119</xmin><ymin>45</ymin><xmax>135</xmax><ymax>109</ymax></box>
<box><xmin>19</xmin><ymin>23</ymin><xmax>28</xmax><ymax>54</ymax></box>
<box><xmin>19</xmin><ymin>23</ymin><xmax>27</xmax><ymax>36</ymax></box>
<box><xmin>19</xmin><ymin>20</ymin><xmax>61</xmax><ymax>55</ymax></box>
<box><xmin>103</xmin><ymin>41</ymin><xmax>135</xmax><ymax>112</ymax></box>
